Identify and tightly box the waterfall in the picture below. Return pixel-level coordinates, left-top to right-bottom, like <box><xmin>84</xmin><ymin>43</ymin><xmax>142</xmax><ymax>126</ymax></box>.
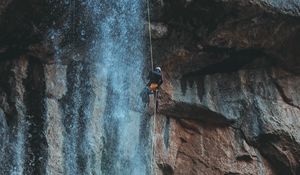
<box><xmin>93</xmin><ymin>0</ymin><xmax>149</xmax><ymax>174</ymax></box>
<box><xmin>0</xmin><ymin>0</ymin><xmax>151</xmax><ymax>174</ymax></box>
<box><xmin>62</xmin><ymin>0</ymin><xmax>150</xmax><ymax>173</ymax></box>
<box><xmin>81</xmin><ymin>0</ymin><xmax>151</xmax><ymax>174</ymax></box>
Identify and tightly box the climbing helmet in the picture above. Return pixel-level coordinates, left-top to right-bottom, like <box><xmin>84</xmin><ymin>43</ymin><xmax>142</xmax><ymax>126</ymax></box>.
<box><xmin>155</xmin><ymin>66</ymin><xmax>161</xmax><ymax>72</ymax></box>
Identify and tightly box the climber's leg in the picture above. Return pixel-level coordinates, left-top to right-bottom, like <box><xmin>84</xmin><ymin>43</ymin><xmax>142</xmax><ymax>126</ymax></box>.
<box><xmin>140</xmin><ymin>87</ymin><xmax>150</xmax><ymax>106</ymax></box>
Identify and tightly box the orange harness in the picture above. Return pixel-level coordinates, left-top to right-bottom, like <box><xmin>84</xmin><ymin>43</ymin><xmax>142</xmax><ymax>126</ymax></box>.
<box><xmin>149</xmin><ymin>83</ymin><xmax>159</xmax><ymax>92</ymax></box>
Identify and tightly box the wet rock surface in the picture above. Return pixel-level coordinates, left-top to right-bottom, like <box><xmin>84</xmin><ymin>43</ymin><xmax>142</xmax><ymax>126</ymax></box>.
<box><xmin>0</xmin><ymin>1</ymin><xmax>149</xmax><ymax>174</ymax></box>
<box><xmin>0</xmin><ymin>108</ymin><xmax>8</xmax><ymax>156</ymax></box>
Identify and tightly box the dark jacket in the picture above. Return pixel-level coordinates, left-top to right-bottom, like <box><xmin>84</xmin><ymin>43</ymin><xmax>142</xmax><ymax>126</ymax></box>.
<box><xmin>147</xmin><ymin>70</ymin><xmax>163</xmax><ymax>86</ymax></box>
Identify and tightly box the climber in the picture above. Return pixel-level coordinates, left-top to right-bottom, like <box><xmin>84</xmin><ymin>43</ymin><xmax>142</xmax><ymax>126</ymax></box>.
<box><xmin>146</xmin><ymin>66</ymin><xmax>163</xmax><ymax>94</ymax></box>
<box><xmin>140</xmin><ymin>66</ymin><xmax>163</xmax><ymax>106</ymax></box>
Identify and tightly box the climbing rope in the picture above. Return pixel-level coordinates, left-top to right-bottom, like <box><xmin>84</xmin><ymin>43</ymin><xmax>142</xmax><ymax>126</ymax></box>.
<box><xmin>147</xmin><ymin>0</ymin><xmax>154</xmax><ymax>71</ymax></box>
<box><xmin>147</xmin><ymin>0</ymin><xmax>157</xmax><ymax>174</ymax></box>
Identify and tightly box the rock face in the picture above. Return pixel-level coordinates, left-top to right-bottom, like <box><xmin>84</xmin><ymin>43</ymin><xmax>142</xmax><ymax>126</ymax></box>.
<box><xmin>0</xmin><ymin>1</ymin><xmax>149</xmax><ymax>175</ymax></box>
<box><xmin>0</xmin><ymin>108</ymin><xmax>8</xmax><ymax>163</ymax></box>
<box><xmin>151</xmin><ymin>0</ymin><xmax>300</xmax><ymax>175</ymax></box>
<box><xmin>154</xmin><ymin>117</ymin><xmax>276</xmax><ymax>175</ymax></box>
<box><xmin>0</xmin><ymin>0</ymin><xmax>300</xmax><ymax>175</ymax></box>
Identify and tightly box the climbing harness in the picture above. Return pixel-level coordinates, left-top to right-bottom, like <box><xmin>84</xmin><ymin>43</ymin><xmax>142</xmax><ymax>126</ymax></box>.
<box><xmin>147</xmin><ymin>0</ymin><xmax>157</xmax><ymax>174</ymax></box>
<box><xmin>149</xmin><ymin>83</ymin><xmax>159</xmax><ymax>92</ymax></box>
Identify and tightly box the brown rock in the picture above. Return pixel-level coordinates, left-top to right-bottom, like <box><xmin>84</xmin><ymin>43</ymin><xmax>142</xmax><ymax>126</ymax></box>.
<box><xmin>154</xmin><ymin>116</ymin><xmax>276</xmax><ymax>175</ymax></box>
<box><xmin>152</xmin><ymin>1</ymin><xmax>300</xmax><ymax>174</ymax></box>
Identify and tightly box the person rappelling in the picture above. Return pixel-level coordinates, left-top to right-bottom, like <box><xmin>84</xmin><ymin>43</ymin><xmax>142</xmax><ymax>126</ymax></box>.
<box><xmin>147</xmin><ymin>66</ymin><xmax>163</xmax><ymax>94</ymax></box>
<box><xmin>140</xmin><ymin>0</ymin><xmax>163</xmax><ymax>111</ymax></box>
<box><xmin>140</xmin><ymin>66</ymin><xmax>163</xmax><ymax>107</ymax></box>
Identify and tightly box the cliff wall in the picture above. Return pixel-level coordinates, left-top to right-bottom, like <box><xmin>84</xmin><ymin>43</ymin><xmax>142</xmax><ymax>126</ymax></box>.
<box><xmin>152</xmin><ymin>0</ymin><xmax>300</xmax><ymax>174</ymax></box>
<box><xmin>0</xmin><ymin>0</ymin><xmax>300</xmax><ymax>175</ymax></box>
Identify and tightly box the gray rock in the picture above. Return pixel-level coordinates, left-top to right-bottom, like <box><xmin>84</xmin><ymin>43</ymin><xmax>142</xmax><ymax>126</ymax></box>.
<box><xmin>255</xmin><ymin>0</ymin><xmax>300</xmax><ymax>16</ymax></box>
<box><xmin>0</xmin><ymin>108</ymin><xmax>8</xmax><ymax>158</ymax></box>
<box><xmin>0</xmin><ymin>88</ymin><xmax>10</xmax><ymax>114</ymax></box>
<box><xmin>0</xmin><ymin>0</ymin><xmax>12</xmax><ymax>16</ymax></box>
<box><xmin>219</xmin><ymin>0</ymin><xmax>300</xmax><ymax>16</ymax></box>
<box><xmin>45</xmin><ymin>64</ymin><xmax>67</xmax><ymax>99</ymax></box>
<box><xmin>151</xmin><ymin>23</ymin><xmax>168</xmax><ymax>39</ymax></box>
<box><xmin>45</xmin><ymin>98</ymin><xmax>64</xmax><ymax>175</ymax></box>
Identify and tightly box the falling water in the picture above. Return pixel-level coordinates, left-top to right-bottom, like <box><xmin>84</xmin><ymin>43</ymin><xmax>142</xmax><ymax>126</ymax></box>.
<box><xmin>59</xmin><ymin>0</ymin><xmax>151</xmax><ymax>173</ymax></box>
<box><xmin>0</xmin><ymin>0</ymin><xmax>151</xmax><ymax>174</ymax></box>
<box><xmin>78</xmin><ymin>0</ymin><xmax>150</xmax><ymax>174</ymax></box>
<box><xmin>93</xmin><ymin>0</ymin><xmax>149</xmax><ymax>174</ymax></box>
